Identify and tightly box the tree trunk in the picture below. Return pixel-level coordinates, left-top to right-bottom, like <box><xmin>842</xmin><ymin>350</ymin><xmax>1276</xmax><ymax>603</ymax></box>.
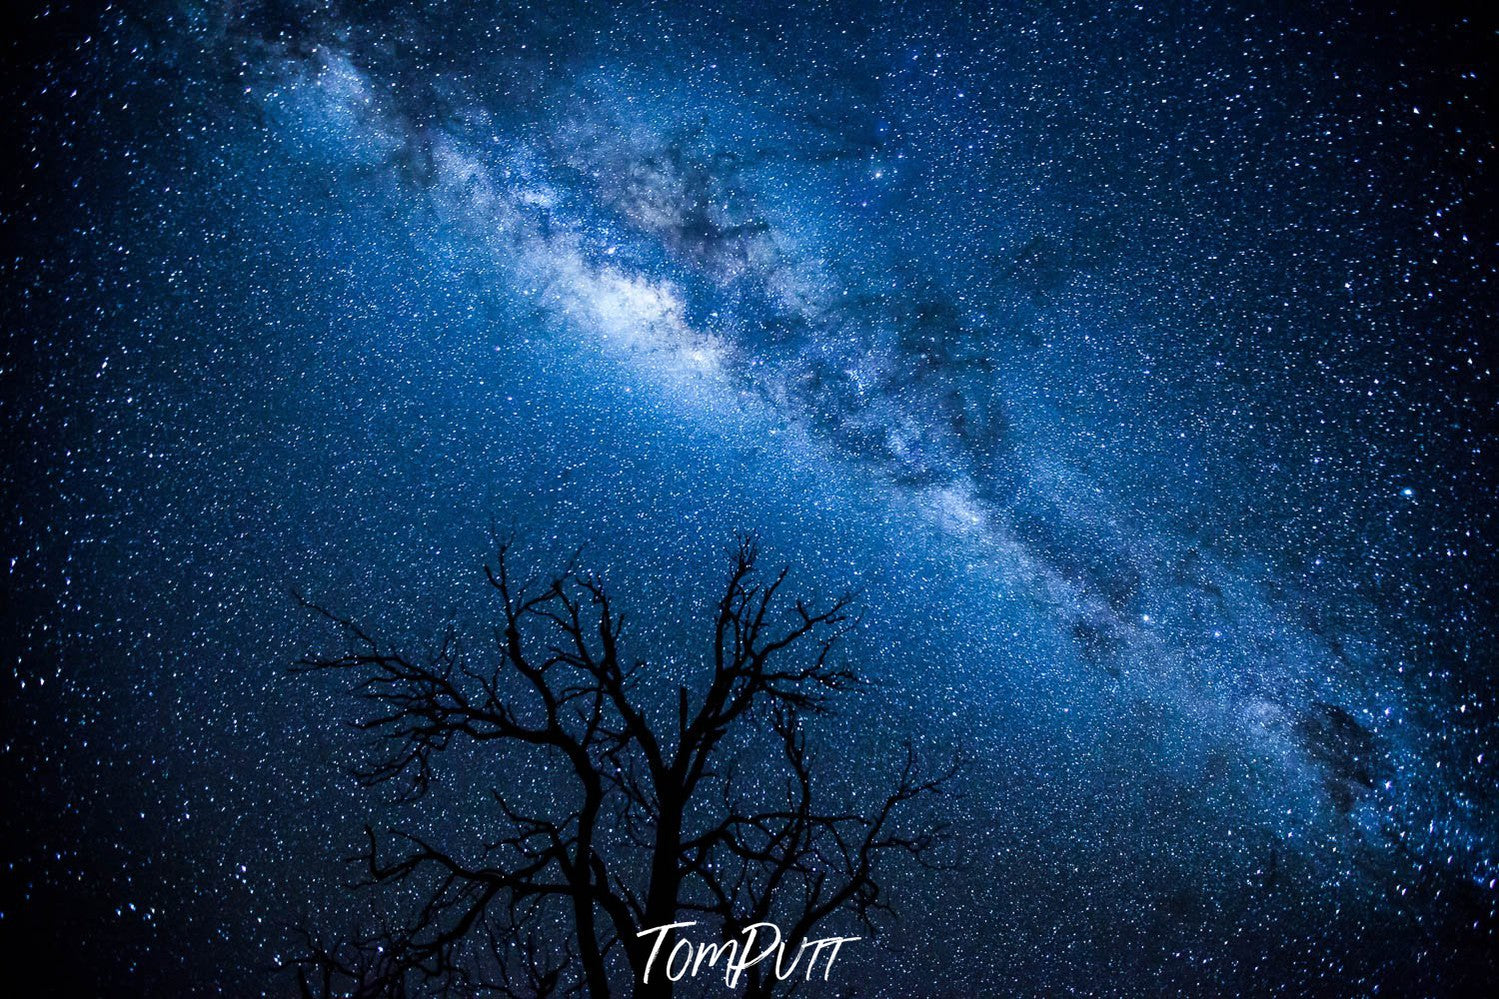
<box><xmin>635</xmin><ymin>789</ymin><xmax>685</xmax><ymax>999</ymax></box>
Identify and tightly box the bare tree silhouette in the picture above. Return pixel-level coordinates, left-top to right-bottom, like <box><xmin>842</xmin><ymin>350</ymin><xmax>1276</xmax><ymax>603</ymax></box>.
<box><xmin>290</xmin><ymin>535</ymin><xmax>957</xmax><ymax>998</ymax></box>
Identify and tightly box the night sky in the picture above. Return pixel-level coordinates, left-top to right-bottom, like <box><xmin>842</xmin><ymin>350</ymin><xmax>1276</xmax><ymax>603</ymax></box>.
<box><xmin>3</xmin><ymin>1</ymin><xmax>1497</xmax><ymax>995</ymax></box>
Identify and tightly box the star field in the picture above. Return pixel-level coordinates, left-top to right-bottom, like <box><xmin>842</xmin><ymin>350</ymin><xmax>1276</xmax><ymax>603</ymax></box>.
<box><xmin>2</xmin><ymin>1</ymin><xmax>1496</xmax><ymax>995</ymax></box>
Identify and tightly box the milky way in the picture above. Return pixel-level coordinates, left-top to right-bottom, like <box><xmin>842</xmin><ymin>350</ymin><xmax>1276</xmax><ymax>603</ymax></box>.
<box><xmin>4</xmin><ymin>2</ymin><xmax>1496</xmax><ymax>995</ymax></box>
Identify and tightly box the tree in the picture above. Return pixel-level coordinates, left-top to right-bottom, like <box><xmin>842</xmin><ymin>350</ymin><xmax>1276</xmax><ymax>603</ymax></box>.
<box><xmin>291</xmin><ymin>535</ymin><xmax>958</xmax><ymax>998</ymax></box>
